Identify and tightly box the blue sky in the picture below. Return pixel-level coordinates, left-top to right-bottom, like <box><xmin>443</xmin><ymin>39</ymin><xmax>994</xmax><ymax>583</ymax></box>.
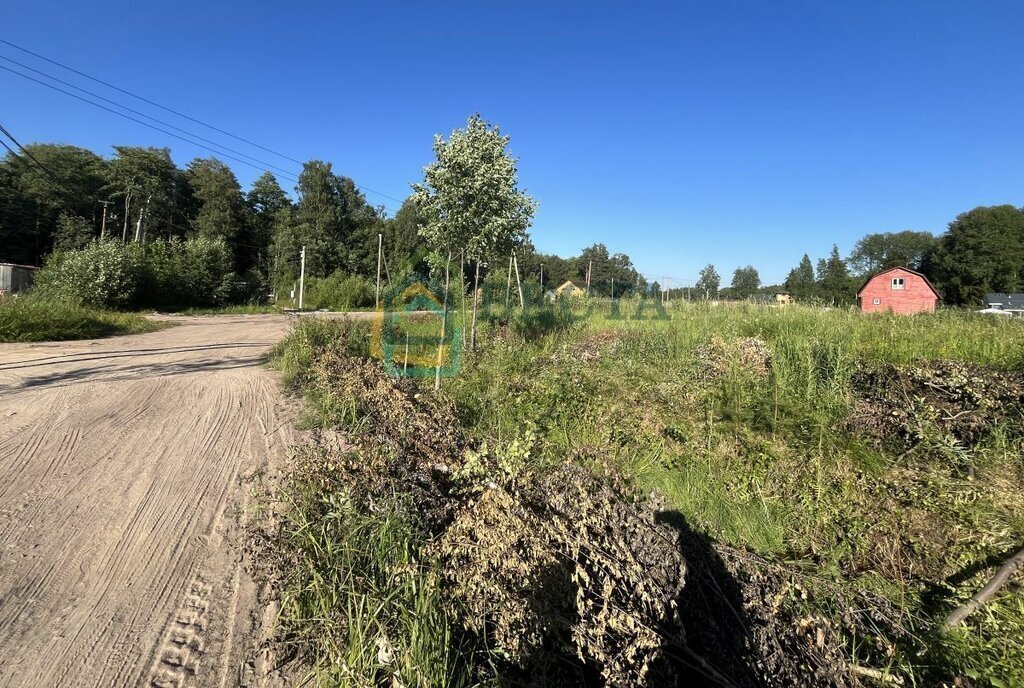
<box><xmin>3</xmin><ymin>1</ymin><xmax>1022</xmax><ymax>286</ymax></box>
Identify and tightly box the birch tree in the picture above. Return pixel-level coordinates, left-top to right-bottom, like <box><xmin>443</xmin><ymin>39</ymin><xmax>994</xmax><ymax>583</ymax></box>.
<box><xmin>413</xmin><ymin>115</ymin><xmax>537</xmax><ymax>348</ymax></box>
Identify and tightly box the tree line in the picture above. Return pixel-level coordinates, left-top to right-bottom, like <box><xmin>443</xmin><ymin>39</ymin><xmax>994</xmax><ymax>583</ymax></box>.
<box><xmin>0</xmin><ymin>120</ymin><xmax>646</xmax><ymax>307</ymax></box>
<box><xmin>0</xmin><ymin>143</ymin><xmax>426</xmax><ymax>291</ymax></box>
<box><xmin>687</xmin><ymin>208</ymin><xmax>1024</xmax><ymax>307</ymax></box>
<box><xmin>2</xmin><ymin>121</ymin><xmax>1019</xmax><ymax>309</ymax></box>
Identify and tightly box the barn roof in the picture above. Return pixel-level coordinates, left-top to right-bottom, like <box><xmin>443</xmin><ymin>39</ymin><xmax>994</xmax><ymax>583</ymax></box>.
<box><xmin>856</xmin><ymin>266</ymin><xmax>941</xmax><ymax>300</ymax></box>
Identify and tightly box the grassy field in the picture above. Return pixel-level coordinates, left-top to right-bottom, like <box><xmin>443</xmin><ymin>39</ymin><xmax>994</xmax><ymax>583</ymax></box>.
<box><xmin>268</xmin><ymin>300</ymin><xmax>1024</xmax><ymax>687</ymax></box>
<box><xmin>0</xmin><ymin>295</ymin><xmax>166</xmax><ymax>342</ymax></box>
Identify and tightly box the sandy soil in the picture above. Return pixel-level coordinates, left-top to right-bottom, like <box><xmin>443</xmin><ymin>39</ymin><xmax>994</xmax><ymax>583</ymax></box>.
<box><xmin>0</xmin><ymin>314</ymin><xmax>303</xmax><ymax>688</ymax></box>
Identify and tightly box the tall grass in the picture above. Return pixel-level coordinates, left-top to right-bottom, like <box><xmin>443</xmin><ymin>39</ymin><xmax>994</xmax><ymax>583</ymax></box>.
<box><xmin>278</xmin><ymin>462</ymin><xmax>471</xmax><ymax>687</ymax></box>
<box><xmin>0</xmin><ymin>295</ymin><xmax>165</xmax><ymax>342</ymax></box>
<box><xmin>442</xmin><ymin>301</ymin><xmax>1024</xmax><ymax>684</ymax></box>
<box><xmin>270</xmin><ymin>301</ymin><xmax>1024</xmax><ymax>686</ymax></box>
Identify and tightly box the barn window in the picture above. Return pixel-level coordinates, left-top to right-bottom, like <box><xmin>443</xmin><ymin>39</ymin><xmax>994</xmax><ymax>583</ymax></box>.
<box><xmin>891</xmin><ymin>278</ymin><xmax>905</xmax><ymax>290</ymax></box>
<box><xmin>872</xmin><ymin>298</ymin><xmax>881</xmax><ymax>305</ymax></box>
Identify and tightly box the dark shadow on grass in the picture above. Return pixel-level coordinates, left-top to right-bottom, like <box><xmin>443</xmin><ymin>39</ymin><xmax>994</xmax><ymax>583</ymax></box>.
<box><xmin>655</xmin><ymin>510</ymin><xmax>764</xmax><ymax>688</ymax></box>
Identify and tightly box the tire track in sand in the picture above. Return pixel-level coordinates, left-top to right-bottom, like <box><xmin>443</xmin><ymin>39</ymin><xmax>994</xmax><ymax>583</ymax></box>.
<box><xmin>0</xmin><ymin>315</ymin><xmax>298</xmax><ymax>688</ymax></box>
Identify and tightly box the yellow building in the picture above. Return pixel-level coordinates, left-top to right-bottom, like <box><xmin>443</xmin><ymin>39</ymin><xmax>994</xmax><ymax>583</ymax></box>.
<box><xmin>555</xmin><ymin>279</ymin><xmax>587</xmax><ymax>297</ymax></box>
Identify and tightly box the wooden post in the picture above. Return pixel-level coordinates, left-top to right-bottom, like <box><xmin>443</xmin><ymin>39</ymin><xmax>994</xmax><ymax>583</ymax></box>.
<box><xmin>460</xmin><ymin>249</ymin><xmax>467</xmax><ymax>349</ymax></box>
<box><xmin>375</xmin><ymin>232</ymin><xmax>382</xmax><ymax>309</ymax></box>
<box><xmin>513</xmin><ymin>252</ymin><xmax>525</xmax><ymax>308</ymax></box>
<box><xmin>470</xmin><ymin>260</ymin><xmax>481</xmax><ymax>351</ymax></box>
<box><xmin>298</xmin><ymin>246</ymin><xmax>306</xmax><ymax>310</ymax></box>
<box><xmin>435</xmin><ymin>250</ymin><xmax>451</xmax><ymax>390</ymax></box>
<box><xmin>505</xmin><ymin>254</ymin><xmax>513</xmax><ymax>308</ymax></box>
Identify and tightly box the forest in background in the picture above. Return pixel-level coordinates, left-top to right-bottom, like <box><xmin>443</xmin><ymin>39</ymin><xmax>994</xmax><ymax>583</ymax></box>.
<box><xmin>1</xmin><ymin>140</ymin><xmax>1021</xmax><ymax>308</ymax></box>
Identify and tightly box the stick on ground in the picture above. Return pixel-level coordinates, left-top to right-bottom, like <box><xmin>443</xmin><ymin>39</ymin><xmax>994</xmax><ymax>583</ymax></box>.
<box><xmin>944</xmin><ymin>546</ymin><xmax>1024</xmax><ymax>630</ymax></box>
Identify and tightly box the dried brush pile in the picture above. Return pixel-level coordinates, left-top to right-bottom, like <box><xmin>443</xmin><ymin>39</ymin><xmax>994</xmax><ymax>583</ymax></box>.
<box><xmin>851</xmin><ymin>360</ymin><xmax>1024</xmax><ymax>460</ymax></box>
<box><xmin>695</xmin><ymin>336</ymin><xmax>773</xmax><ymax>381</ymax></box>
<box><xmin>284</xmin><ymin>325</ymin><xmax>881</xmax><ymax>686</ymax></box>
<box><xmin>436</xmin><ymin>464</ymin><xmax>689</xmax><ymax>685</ymax></box>
<box><xmin>305</xmin><ymin>346</ymin><xmax>466</xmax><ymax>531</ymax></box>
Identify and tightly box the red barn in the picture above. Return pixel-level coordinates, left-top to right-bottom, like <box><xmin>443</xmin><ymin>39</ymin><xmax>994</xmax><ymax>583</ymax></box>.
<box><xmin>857</xmin><ymin>267</ymin><xmax>940</xmax><ymax>314</ymax></box>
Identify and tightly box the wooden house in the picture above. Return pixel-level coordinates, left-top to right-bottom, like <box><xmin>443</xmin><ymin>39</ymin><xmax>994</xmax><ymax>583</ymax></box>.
<box><xmin>555</xmin><ymin>279</ymin><xmax>587</xmax><ymax>298</ymax></box>
<box><xmin>857</xmin><ymin>267</ymin><xmax>940</xmax><ymax>314</ymax></box>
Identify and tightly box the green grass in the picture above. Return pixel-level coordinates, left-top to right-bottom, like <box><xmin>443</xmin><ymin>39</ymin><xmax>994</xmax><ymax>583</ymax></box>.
<box><xmin>441</xmin><ymin>301</ymin><xmax>1024</xmax><ymax>685</ymax></box>
<box><xmin>269</xmin><ymin>300</ymin><xmax>1024</xmax><ymax>686</ymax></box>
<box><xmin>275</xmin><ymin>452</ymin><xmax>472</xmax><ymax>687</ymax></box>
<box><xmin>0</xmin><ymin>295</ymin><xmax>166</xmax><ymax>342</ymax></box>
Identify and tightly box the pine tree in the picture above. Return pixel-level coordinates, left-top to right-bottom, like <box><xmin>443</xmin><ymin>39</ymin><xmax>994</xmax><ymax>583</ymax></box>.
<box><xmin>784</xmin><ymin>254</ymin><xmax>817</xmax><ymax>301</ymax></box>
<box><xmin>816</xmin><ymin>245</ymin><xmax>854</xmax><ymax>305</ymax></box>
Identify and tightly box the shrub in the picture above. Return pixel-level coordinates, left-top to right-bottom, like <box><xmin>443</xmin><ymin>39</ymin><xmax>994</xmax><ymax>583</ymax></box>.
<box><xmin>230</xmin><ymin>268</ymin><xmax>270</xmax><ymax>306</ymax></box>
<box><xmin>36</xmin><ymin>238</ymin><xmax>239</xmax><ymax>310</ymax></box>
<box><xmin>306</xmin><ymin>272</ymin><xmax>375</xmax><ymax>310</ymax></box>
<box><xmin>36</xmin><ymin>240</ymin><xmax>146</xmax><ymax>309</ymax></box>
<box><xmin>176</xmin><ymin>236</ymin><xmax>234</xmax><ymax>307</ymax></box>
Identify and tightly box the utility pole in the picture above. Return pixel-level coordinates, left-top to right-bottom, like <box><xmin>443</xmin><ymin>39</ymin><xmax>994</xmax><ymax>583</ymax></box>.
<box><xmin>97</xmin><ymin>199</ymin><xmax>112</xmax><ymax>240</ymax></box>
<box><xmin>298</xmin><ymin>246</ymin><xmax>306</xmax><ymax>310</ymax></box>
<box><xmin>539</xmin><ymin>263</ymin><xmax>544</xmax><ymax>290</ymax></box>
<box><xmin>611</xmin><ymin>277</ymin><xmax>615</xmax><ymax>300</ymax></box>
<box><xmin>586</xmin><ymin>260</ymin><xmax>592</xmax><ymax>296</ymax></box>
<box><xmin>375</xmin><ymin>232</ymin><xmax>382</xmax><ymax>309</ymax></box>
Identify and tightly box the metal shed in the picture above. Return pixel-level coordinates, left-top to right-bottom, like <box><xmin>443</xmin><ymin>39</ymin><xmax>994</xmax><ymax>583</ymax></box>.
<box><xmin>0</xmin><ymin>263</ymin><xmax>39</xmax><ymax>294</ymax></box>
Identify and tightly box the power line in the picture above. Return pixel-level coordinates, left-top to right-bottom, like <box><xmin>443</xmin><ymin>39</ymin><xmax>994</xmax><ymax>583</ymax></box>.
<box><xmin>0</xmin><ymin>53</ymin><xmax>300</xmax><ymax>180</ymax></box>
<box><xmin>0</xmin><ymin>37</ymin><xmax>304</xmax><ymax>166</ymax></box>
<box><xmin>0</xmin><ymin>39</ymin><xmax>405</xmax><ymax>206</ymax></box>
<box><xmin>0</xmin><ymin>136</ymin><xmax>18</xmax><ymax>158</ymax></box>
<box><xmin>0</xmin><ymin>120</ymin><xmax>62</xmax><ymax>181</ymax></box>
<box><xmin>0</xmin><ymin>63</ymin><xmax>303</xmax><ymax>184</ymax></box>
<box><xmin>0</xmin><ymin>121</ymin><xmax>73</xmax><ymax>198</ymax></box>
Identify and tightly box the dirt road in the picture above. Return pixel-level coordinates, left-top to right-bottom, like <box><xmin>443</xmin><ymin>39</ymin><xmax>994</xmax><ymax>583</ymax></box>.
<box><xmin>0</xmin><ymin>315</ymin><xmax>299</xmax><ymax>687</ymax></box>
